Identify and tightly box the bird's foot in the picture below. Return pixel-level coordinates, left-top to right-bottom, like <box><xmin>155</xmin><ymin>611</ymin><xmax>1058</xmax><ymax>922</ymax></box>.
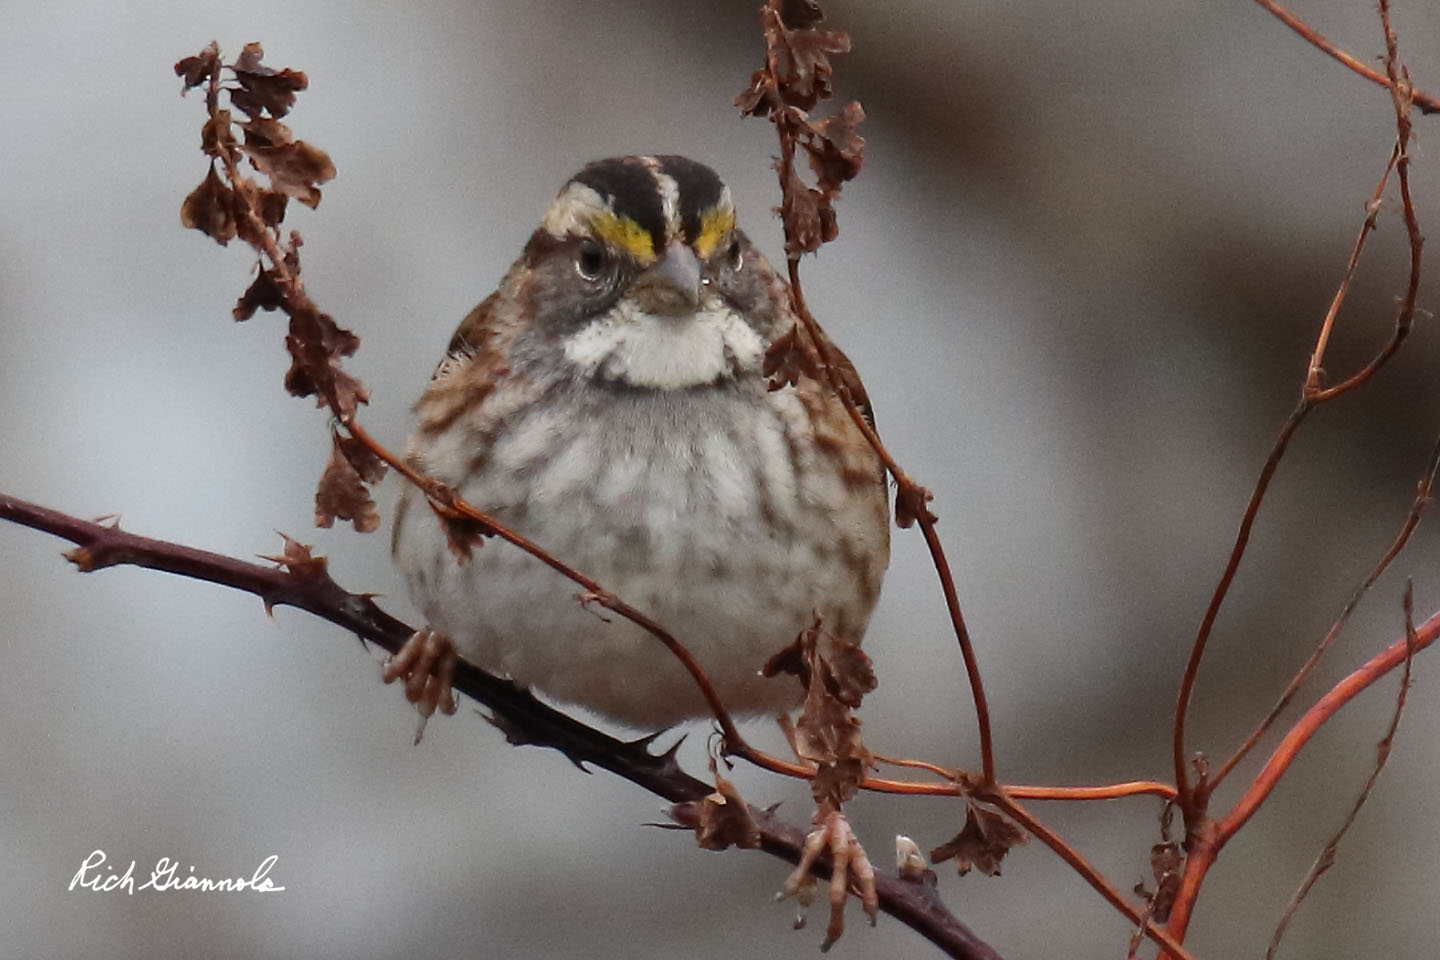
<box><xmin>778</xmin><ymin>803</ymin><xmax>877</xmax><ymax>950</ymax></box>
<box><xmin>381</xmin><ymin>627</ymin><xmax>458</xmax><ymax>743</ymax></box>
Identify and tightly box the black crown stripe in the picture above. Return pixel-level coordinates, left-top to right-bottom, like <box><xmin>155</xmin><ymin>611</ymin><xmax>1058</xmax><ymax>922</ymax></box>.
<box><xmin>654</xmin><ymin>155</ymin><xmax>725</xmax><ymax>246</ymax></box>
<box><xmin>571</xmin><ymin>157</ymin><xmax>668</xmax><ymax>255</ymax></box>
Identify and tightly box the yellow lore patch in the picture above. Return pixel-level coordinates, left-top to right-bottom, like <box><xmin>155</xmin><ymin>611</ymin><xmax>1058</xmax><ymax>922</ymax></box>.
<box><xmin>590</xmin><ymin>212</ymin><xmax>655</xmax><ymax>265</ymax></box>
<box><xmin>693</xmin><ymin>204</ymin><xmax>736</xmax><ymax>260</ymax></box>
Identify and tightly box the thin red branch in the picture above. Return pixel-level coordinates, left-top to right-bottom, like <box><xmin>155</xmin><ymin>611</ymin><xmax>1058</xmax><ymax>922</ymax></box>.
<box><xmin>1265</xmin><ymin>584</ymin><xmax>1419</xmax><ymax>959</ymax></box>
<box><xmin>1304</xmin><ymin>142</ymin><xmax>1399</xmax><ymax>392</ymax></box>
<box><xmin>1004</xmin><ymin>781</ymin><xmax>1179</xmax><ymax>803</ymax></box>
<box><xmin>988</xmin><ymin>793</ymin><xmax>1197</xmax><ymax>960</ymax></box>
<box><xmin>785</xmin><ymin>259</ymin><xmax>995</xmax><ymax>785</ymax></box>
<box><xmin>1213</xmin><ymin>432</ymin><xmax>1440</xmax><ymax>790</ymax></box>
<box><xmin>1251</xmin><ymin>0</ymin><xmax>1440</xmax><ymax>114</ymax></box>
<box><xmin>1217</xmin><ymin>607</ymin><xmax>1438</xmax><ymax>843</ymax></box>
<box><xmin>1172</xmin><ymin>398</ymin><xmax>1309</xmax><ymax>799</ymax></box>
<box><xmin>1168</xmin><ymin>5</ymin><xmax>1427</xmax><ymax>940</ymax></box>
<box><xmin>1174</xmin><ymin>56</ymin><xmax>1422</xmax><ymax>804</ymax></box>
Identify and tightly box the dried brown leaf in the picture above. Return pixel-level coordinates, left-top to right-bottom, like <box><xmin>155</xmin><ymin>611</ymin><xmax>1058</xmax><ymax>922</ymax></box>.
<box><xmin>241</xmin><ymin>115</ymin><xmax>294</xmax><ymax>147</ymax></box>
<box><xmin>894</xmin><ymin>482</ymin><xmax>936</xmax><ymax>529</ymax></box>
<box><xmin>282</xmin><ymin>306</ymin><xmax>366</xmax><ymax>414</ymax></box>
<box><xmin>335</xmin><ymin>431</ymin><xmax>388</xmax><ymax>485</ymax></box>
<box><xmin>200</xmin><ymin>110</ymin><xmax>238</xmax><ymax>161</ymax></box>
<box><xmin>754</xmin><ymin>2</ymin><xmax>850</xmax><ymax>112</ymax></box>
<box><xmin>734</xmin><ymin>68</ymin><xmax>778</xmax><ymax>118</ymax></box>
<box><xmin>233</xmin><ymin>268</ymin><xmax>285</xmax><ymax>320</ymax></box>
<box><xmin>174</xmin><ymin>43</ymin><xmax>220</xmax><ymax>91</ymax></box>
<box><xmin>766</xmin><ymin>619</ymin><xmax>875</xmax><ymax>805</ymax></box>
<box><xmin>180</xmin><ymin>165</ymin><xmax>238</xmax><ymax>245</ymax></box>
<box><xmin>1142</xmin><ymin>842</ymin><xmax>1183</xmax><ymax>923</ymax></box>
<box><xmin>241</xmin><ymin>136</ymin><xmax>335</xmax><ymax>208</ymax></box>
<box><xmin>776</xmin><ymin>162</ymin><xmax>836</xmax><ymax>257</ymax></box>
<box><xmin>775</xmin><ymin>24</ymin><xmax>849</xmax><ymax>109</ymax></box>
<box><xmin>228</xmin><ymin>42</ymin><xmax>308</xmax><ymax>119</ymax></box>
<box><xmin>779</xmin><ymin>0</ymin><xmax>825</xmax><ymax>30</ymax></box>
<box><xmin>802</xmin><ymin>100</ymin><xmax>866</xmax><ymax>189</ymax></box>
<box><xmin>314</xmin><ymin>437</ymin><xmax>380</xmax><ymax>533</ymax></box>
<box><xmin>441</xmin><ymin>512</ymin><xmax>491</xmax><ymax>563</ymax></box>
<box><xmin>685</xmin><ymin>769</ymin><xmax>762</xmax><ymax>852</ymax></box>
<box><xmin>930</xmin><ymin>802</ymin><xmax>1027</xmax><ymax>877</ymax></box>
<box><xmin>762</xmin><ymin>324</ymin><xmax>822</xmax><ymax>392</ymax></box>
<box><xmin>257</xmin><ymin>189</ymin><xmax>289</xmax><ymax>227</ymax></box>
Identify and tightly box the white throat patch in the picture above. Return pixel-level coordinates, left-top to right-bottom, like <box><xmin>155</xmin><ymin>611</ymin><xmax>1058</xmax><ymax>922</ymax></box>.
<box><xmin>562</xmin><ymin>299</ymin><xmax>765</xmax><ymax>389</ymax></box>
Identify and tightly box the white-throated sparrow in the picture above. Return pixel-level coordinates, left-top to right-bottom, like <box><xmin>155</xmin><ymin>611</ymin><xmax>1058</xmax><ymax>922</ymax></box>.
<box><xmin>388</xmin><ymin>155</ymin><xmax>889</xmax><ymax>729</ymax></box>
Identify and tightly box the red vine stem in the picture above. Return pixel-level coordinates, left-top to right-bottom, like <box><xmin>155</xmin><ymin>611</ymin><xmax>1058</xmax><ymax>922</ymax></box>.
<box><xmin>1164</xmin><ymin>16</ymin><xmax>1429</xmax><ymax>943</ymax></box>
<box><xmin>1251</xmin><ymin>0</ymin><xmax>1440</xmax><ymax>114</ymax></box>
<box><xmin>1172</xmin><ymin>113</ymin><xmax>1418</xmax><ymax>806</ymax></box>
<box><xmin>1164</xmin><ymin>605</ymin><xmax>1440</xmax><ymax>942</ymax></box>
<box><xmin>785</xmin><ymin>261</ymin><xmax>996</xmax><ymax>785</ymax></box>
<box><xmin>989</xmin><ymin>793</ymin><xmax>1197</xmax><ymax>960</ymax></box>
<box><xmin>1211</xmin><ymin>430</ymin><xmax>1440</xmax><ymax>791</ymax></box>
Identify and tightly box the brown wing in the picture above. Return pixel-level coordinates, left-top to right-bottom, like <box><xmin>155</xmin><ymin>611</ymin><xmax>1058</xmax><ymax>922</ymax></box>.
<box><xmin>411</xmin><ymin>288</ymin><xmax>525</xmax><ymax>440</ymax></box>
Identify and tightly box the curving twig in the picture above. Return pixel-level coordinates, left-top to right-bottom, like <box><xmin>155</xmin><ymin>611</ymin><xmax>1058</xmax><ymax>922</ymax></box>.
<box><xmin>1251</xmin><ymin>0</ymin><xmax>1440</xmax><ymax>114</ymax></box>
<box><xmin>1172</xmin><ymin>9</ymin><xmax>1423</xmax><ymax>805</ymax></box>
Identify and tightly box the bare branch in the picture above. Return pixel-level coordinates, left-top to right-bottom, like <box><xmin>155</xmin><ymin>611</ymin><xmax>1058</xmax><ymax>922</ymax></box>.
<box><xmin>1265</xmin><ymin>584</ymin><xmax>1419</xmax><ymax>959</ymax></box>
<box><xmin>1251</xmin><ymin>0</ymin><xmax>1440</xmax><ymax>114</ymax></box>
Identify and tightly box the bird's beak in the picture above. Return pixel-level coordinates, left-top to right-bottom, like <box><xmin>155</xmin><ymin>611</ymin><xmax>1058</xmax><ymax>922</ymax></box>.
<box><xmin>635</xmin><ymin>240</ymin><xmax>702</xmax><ymax>314</ymax></box>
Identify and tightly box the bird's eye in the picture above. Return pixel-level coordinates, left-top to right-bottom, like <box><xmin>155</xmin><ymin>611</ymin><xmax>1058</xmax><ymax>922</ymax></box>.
<box><xmin>725</xmin><ymin>237</ymin><xmax>743</xmax><ymax>271</ymax></box>
<box><xmin>575</xmin><ymin>238</ymin><xmax>607</xmax><ymax>280</ymax></box>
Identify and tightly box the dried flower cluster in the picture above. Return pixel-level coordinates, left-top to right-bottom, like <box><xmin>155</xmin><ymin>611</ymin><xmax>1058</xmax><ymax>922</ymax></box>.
<box><xmin>176</xmin><ymin>42</ymin><xmax>384</xmax><ymax>533</ymax></box>
<box><xmin>735</xmin><ymin>0</ymin><xmax>866</xmax><ymax>257</ymax></box>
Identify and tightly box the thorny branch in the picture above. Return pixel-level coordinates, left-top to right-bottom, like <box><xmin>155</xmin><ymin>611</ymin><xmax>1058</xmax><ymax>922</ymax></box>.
<box><xmin>0</xmin><ymin>492</ymin><xmax>999</xmax><ymax>960</ymax></box>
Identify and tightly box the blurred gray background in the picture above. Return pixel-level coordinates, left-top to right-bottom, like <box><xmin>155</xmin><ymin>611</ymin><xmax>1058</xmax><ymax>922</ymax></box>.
<box><xmin>3</xmin><ymin>1</ymin><xmax>1440</xmax><ymax>957</ymax></box>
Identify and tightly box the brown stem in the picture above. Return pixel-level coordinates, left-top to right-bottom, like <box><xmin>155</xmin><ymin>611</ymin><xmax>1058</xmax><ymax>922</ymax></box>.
<box><xmin>1174</xmin><ymin>74</ymin><xmax>1422</xmax><ymax>803</ymax></box>
<box><xmin>1172</xmin><ymin>398</ymin><xmax>1310</xmax><ymax>800</ymax></box>
<box><xmin>784</xmin><ymin>261</ymin><xmax>996</xmax><ymax>784</ymax></box>
<box><xmin>1251</xmin><ymin>0</ymin><xmax>1440</xmax><ymax>114</ymax></box>
<box><xmin>1303</xmin><ymin>142</ymin><xmax>1399</xmax><ymax>392</ymax></box>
